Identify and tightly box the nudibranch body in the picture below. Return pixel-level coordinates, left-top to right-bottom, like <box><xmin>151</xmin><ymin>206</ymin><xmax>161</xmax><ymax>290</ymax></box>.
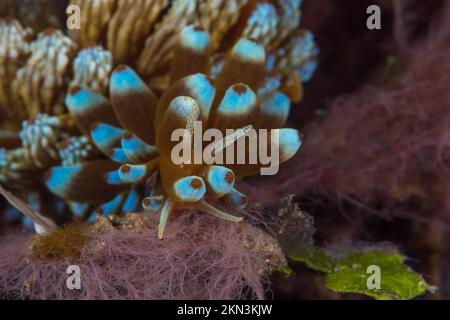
<box><xmin>1</xmin><ymin>0</ymin><xmax>318</xmax><ymax>235</ymax></box>
<box><xmin>48</xmin><ymin>33</ymin><xmax>304</xmax><ymax>238</ymax></box>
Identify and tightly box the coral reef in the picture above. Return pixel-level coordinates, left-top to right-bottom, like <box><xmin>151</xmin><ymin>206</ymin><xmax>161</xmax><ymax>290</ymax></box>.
<box><xmin>68</xmin><ymin>0</ymin><xmax>318</xmax><ymax>95</ymax></box>
<box><xmin>0</xmin><ymin>0</ymin><xmax>62</xmax><ymax>32</ymax></box>
<box><xmin>0</xmin><ymin>18</ymin><xmax>32</xmax><ymax>125</ymax></box>
<box><xmin>15</xmin><ymin>28</ymin><xmax>77</xmax><ymax>118</ymax></box>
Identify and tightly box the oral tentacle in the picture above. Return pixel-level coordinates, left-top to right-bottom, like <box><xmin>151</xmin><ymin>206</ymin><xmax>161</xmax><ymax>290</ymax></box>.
<box><xmin>156</xmin><ymin>96</ymin><xmax>200</xmax><ymax>155</ymax></box>
<box><xmin>198</xmin><ymin>201</ymin><xmax>243</xmax><ymax>223</ymax></box>
<box><xmin>158</xmin><ymin>199</ymin><xmax>175</xmax><ymax>240</ymax></box>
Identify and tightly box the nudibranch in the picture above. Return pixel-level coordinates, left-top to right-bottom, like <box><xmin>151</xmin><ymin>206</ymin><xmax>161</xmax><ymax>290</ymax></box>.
<box><xmin>47</xmin><ymin>29</ymin><xmax>305</xmax><ymax>239</ymax></box>
<box><xmin>1</xmin><ymin>0</ymin><xmax>318</xmax><ymax>234</ymax></box>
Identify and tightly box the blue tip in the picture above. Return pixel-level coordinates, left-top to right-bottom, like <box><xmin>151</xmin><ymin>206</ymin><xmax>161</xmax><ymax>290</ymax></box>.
<box><xmin>142</xmin><ymin>195</ymin><xmax>165</xmax><ymax>212</ymax></box>
<box><xmin>66</xmin><ymin>86</ymin><xmax>108</xmax><ymax>115</ymax></box>
<box><xmin>110</xmin><ymin>66</ymin><xmax>147</xmax><ymax>93</ymax></box>
<box><xmin>108</xmin><ymin>148</ymin><xmax>129</xmax><ymax>163</ymax></box>
<box><xmin>260</xmin><ymin>92</ymin><xmax>290</xmax><ymax>118</ymax></box>
<box><xmin>173</xmin><ymin>176</ymin><xmax>206</xmax><ymax>202</ymax></box>
<box><xmin>97</xmin><ymin>193</ymin><xmax>125</xmax><ymax>216</ymax></box>
<box><xmin>218</xmin><ymin>84</ymin><xmax>256</xmax><ymax>115</ymax></box>
<box><xmin>298</xmin><ymin>60</ymin><xmax>318</xmax><ymax>82</ymax></box>
<box><xmin>45</xmin><ymin>165</ymin><xmax>82</xmax><ymax>198</ymax></box>
<box><xmin>118</xmin><ymin>164</ymin><xmax>147</xmax><ymax>184</ymax></box>
<box><xmin>105</xmin><ymin>170</ymin><xmax>124</xmax><ymax>185</ymax></box>
<box><xmin>121</xmin><ymin>188</ymin><xmax>140</xmax><ymax>213</ymax></box>
<box><xmin>22</xmin><ymin>216</ymin><xmax>34</xmax><ymax>228</ymax></box>
<box><xmin>169</xmin><ymin>96</ymin><xmax>198</xmax><ymax>119</ymax></box>
<box><xmin>87</xmin><ymin>212</ymin><xmax>98</xmax><ymax>223</ymax></box>
<box><xmin>180</xmin><ymin>25</ymin><xmax>211</xmax><ymax>51</ymax></box>
<box><xmin>185</xmin><ymin>74</ymin><xmax>215</xmax><ymax>119</ymax></box>
<box><xmin>224</xmin><ymin>188</ymin><xmax>248</xmax><ymax>209</ymax></box>
<box><xmin>232</xmin><ymin>38</ymin><xmax>265</xmax><ymax>62</ymax></box>
<box><xmin>276</xmin><ymin>128</ymin><xmax>302</xmax><ymax>161</ymax></box>
<box><xmin>206</xmin><ymin>166</ymin><xmax>235</xmax><ymax>197</ymax></box>
<box><xmin>91</xmin><ymin>123</ymin><xmax>125</xmax><ymax>151</ymax></box>
<box><xmin>68</xmin><ymin>201</ymin><xmax>90</xmax><ymax>217</ymax></box>
<box><xmin>121</xmin><ymin>133</ymin><xmax>158</xmax><ymax>162</ymax></box>
<box><xmin>4</xmin><ymin>207</ymin><xmax>21</xmax><ymax>220</ymax></box>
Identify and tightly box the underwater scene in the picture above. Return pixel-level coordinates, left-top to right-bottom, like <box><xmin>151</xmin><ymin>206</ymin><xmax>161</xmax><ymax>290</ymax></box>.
<box><xmin>0</xmin><ymin>0</ymin><xmax>448</xmax><ymax>302</ymax></box>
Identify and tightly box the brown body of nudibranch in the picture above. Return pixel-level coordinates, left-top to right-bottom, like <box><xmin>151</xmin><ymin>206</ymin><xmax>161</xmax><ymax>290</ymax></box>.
<box><xmin>47</xmin><ymin>27</ymin><xmax>304</xmax><ymax>239</ymax></box>
<box><xmin>1</xmin><ymin>1</ymin><xmax>318</xmax><ymax>237</ymax></box>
